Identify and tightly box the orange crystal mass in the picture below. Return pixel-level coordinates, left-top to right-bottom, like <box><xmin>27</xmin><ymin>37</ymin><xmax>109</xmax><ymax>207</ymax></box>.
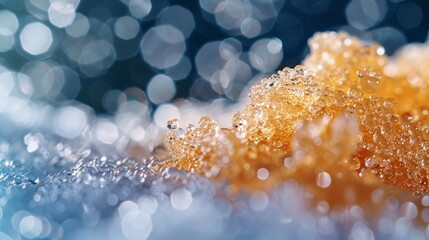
<box><xmin>163</xmin><ymin>32</ymin><xmax>429</xmax><ymax>209</ymax></box>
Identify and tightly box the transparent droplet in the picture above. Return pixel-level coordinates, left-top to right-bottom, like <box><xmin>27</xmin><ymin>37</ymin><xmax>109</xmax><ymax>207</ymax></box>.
<box><xmin>347</xmin><ymin>88</ymin><xmax>363</xmax><ymax>99</ymax></box>
<box><xmin>167</xmin><ymin>119</ymin><xmax>179</xmax><ymax>130</ymax></box>
<box><xmin>365</xmin><ymin>157</ymin><xmax>379</xmax><ymax>168</ymax></box>
<box><xmin>360</xmin><ymin>76</ymin><xmax>380</xmax><ymax>93</ymax></box>
<box><xmin>294</xmin><ymin>65</ymin><xmax>307</xmax><ymax>76</ymax></box>
<box><xmin>382</xmin><ymin>98</ymin><xmax>396</xmax><ymax>110</ymax></box>
<box><xmin>176</xmin><ymin>128</ymin><xmax>185</xmax><ymax>138</ymax></box>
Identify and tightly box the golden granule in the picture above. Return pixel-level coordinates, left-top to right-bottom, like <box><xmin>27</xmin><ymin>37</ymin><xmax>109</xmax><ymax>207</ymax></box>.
<box><xmin>304</xmin><ymin>32</ymin><xmax>429</xmax><ymax>113</ymax></box>
<box><xmin>163</xmin><ymin>32</ymin><xmax>429</xmax><ymax>209</ymax></box>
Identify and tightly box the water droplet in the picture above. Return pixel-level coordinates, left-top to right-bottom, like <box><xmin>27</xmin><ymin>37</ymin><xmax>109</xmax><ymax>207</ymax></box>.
<box><xmin>356</xmin><ymin>70</ymin><xmax>364</xmax><ymax>78</ymax></box>
<box><xmin>383</xmin><ymin>98</ymin><xmax>396</xmax><ymax>110</ymax></box>
<box><xmin>294</xmin><ymin>65</ymin><xmax>307</xmax><ymax>76</ymax></box>
<box><xmin>420</xmin><ymin>124</ymin><xmax>429</xmax><ymax>141</ymax></box>
<box><xmin>186</xmin><ymin>124</ymin><xmax>196</xmax><ymax>131</ymax></box>
<box><xmin>349</xmin><ymin>156</ymin><xmax>361</xmax><ymax>170</ymax></box>
<box><xmin>364</xmin><ymin>157</ymin><xmax>379</xmax><ymax>168</ymax></box>
<box><xmin>360</xmin><ymin>76</ymin><xmax>380</xmax><ymax>93</ymax></box>
<box><xmin>166</xmin><ymin>119</ymin><xmax>179</xmax><ymax>130</ymax></box>
<box><xmin>176</xmin><ymin>128</ymin><xmax>185</xmax><ymax>138</ymax></box>
<box><xmin>272</xmin><ymin>140</ymin><xmax>282</xmax><ymax>148</ymax></box>
<box><xmin>347</xmin><ymin>88</ymin><xmax>363</xmax><ymax>99</ymax></box>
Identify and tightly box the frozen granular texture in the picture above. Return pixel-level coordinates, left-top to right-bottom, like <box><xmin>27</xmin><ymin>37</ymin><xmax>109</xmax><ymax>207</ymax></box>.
<box><xmin>165</xmin><ymin>32</ymin><xmax>429</xmax><ymax>210</ymax></box>
<box><xmin>0</xmin><ymin>132</ymin><xmax>164</xmax><ymax>239</ymax></box>
<box><xmin>2</xmin><ymin>130</ymin><xmax>428</xmax><ymax>240</ymax></box>
<box><xmin>304</xmin><ymin>32</ymin><xmax>429</xmax><ymax>113</ymax></box>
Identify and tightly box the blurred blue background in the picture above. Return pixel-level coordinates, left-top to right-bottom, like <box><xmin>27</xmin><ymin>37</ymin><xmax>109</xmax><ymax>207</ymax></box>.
<box><xmin>0</xmin><ymin>0</ymin><xmax>428</xmax><ymax>113</ymax></box>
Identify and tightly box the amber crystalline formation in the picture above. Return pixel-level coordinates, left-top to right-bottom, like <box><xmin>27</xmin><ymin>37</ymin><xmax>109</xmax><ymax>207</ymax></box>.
<box><xmin>304</xmin><ymin>32</ymin><xmax>429</xmax><ymax>113</ymax></box>
<box><xmin>164</xmin><ymin>32</ymin><xmax>429</xmax><ymax>208</ymax></box>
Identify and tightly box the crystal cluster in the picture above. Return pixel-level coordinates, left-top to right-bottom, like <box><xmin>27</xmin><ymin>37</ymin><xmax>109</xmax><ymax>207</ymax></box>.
<box><xmin>304</xmin><ymin>32</ymin><xmax>429</xmax><ymax>113</ymax></box>
<box><xmin>165</xmin><ymin>32</ymin><xmax>429</xmax><ymax>210</ymax></box>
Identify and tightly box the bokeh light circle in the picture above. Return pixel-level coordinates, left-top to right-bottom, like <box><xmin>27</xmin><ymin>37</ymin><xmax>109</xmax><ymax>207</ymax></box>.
<box><xmin>53</xmin><ymin>106</ymin><xmax>88</xmax><ymax>138</ymax></box>
<box><xmin>0</xmin><ymin>29</ymin><xmax>15</xmax><ymax>52</ymax></box>
<box><xmin>65</xmin><ymin>13</ymin><xmax>90</xmax><ymax>38</ymax></box>
<box><xmin>0</xmin><ymin>10</ymin><xmax>19</xmax><ymax>33</ymax></box>
<box><xmin>157</xmin><ymin>5</ymin><xmax>195</xmax><ymax>39</ymax></box>
<box><xmin>147</xmin><ymin>74</ymin><xmax>176</xmax><ymax>104</ymax></box>
<box><xmin>240</xmin><ymin>18</ymin><xmax>261</xmax><ymax>38</ymax></box>
<box><xmin>396</xmin><ymin>2</ymin><xmax>423</xmax><ymax>29</ymax></box>
<box><xmin>48</xmin><ymin>1</ymin><xmax>77</xmax><ymax>28</ymax></box>
<box><xmin>19</xmin><ymin>215</ymin><xmax>43</xmax><ymax>239</ymax></box>
<box><xmin>114</xmin><ymin>16</ymin><xmax>140</xmax><ymax>40</ymax></box>
<box><xmin>0</xmin><ymin>71</ymin><xmax>15</xmax><ymax>98</ymax></box>
<box><xmin>140</xmin><ymin>25</ymin><xmax>186</xmax><ymax>69</ymax></box>
<box><xmin>128</xmin><ymin>0</ymin><xmax>152</xmax><ymax>19</ymax></box>
<box><xmin>346</xmin><ymin>0</ymin><xmax>388</xmax><ymax>30</ymax></box>
<box><xmin>195</xmin><ymin>41</ymin><xmax>230</xmax><ymax>81</ymax></box>
<box><xmin>20</xmin><ymin>22</ymin><xmax>53</xmax><ymax>55</ymax></box>
<box><xmin>249</xmin><ymin>38</ymin><xmax>283</xmax><ymax>72</ymax></box>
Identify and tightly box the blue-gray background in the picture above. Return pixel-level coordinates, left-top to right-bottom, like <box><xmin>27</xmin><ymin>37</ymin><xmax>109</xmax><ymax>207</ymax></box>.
<box><xmin>0</xmin><ymin>0</ymin><xmax>428</xmax><ymax>113</ymax></box>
